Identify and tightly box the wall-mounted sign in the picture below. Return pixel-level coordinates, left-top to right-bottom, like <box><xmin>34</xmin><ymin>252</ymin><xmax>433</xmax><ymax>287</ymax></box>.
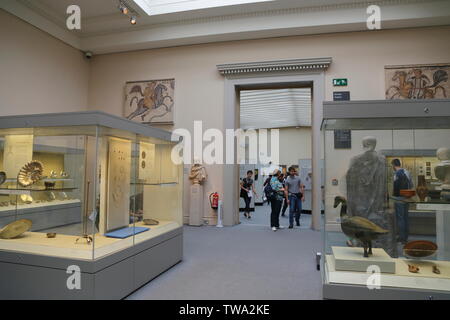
<box><xmin>334</xmin><ymin>129</ymin><xmax>352</xmax><ymax>149</ymax></box>
<box><xmin>333</xmin><ymin>78</ymin><xmax>348</xmax><ymax>86</ymax></box>
<box><xmin>333</xmin><ymin>91</ymin><xmax>350</xmax><ymax>101</ymax></box>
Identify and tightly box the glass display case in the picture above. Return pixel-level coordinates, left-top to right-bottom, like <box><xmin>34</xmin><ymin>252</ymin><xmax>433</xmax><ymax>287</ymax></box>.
<box><xmin>0</xmin><ymin>111</ymin><xmax>183</xmax><ymax>299</ymax></box>
<box><xmin>322</xmin><ymin>99</ymin><xmax>450</xmax><ymax>299</ymax></box>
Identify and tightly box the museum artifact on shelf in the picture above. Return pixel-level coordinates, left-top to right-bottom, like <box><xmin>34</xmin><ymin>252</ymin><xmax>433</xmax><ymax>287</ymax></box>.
<box><xmin>403</xmin><ymin>240</ymin><xmax>438</xmax><ymax>259</ymax></box>
<box><xmin>334</xmin><ymin>196</ymin><xmax>388</xmax><ymax>258</ymax></box>
<box><xmin>0</xmin><ymin>219</ymin><xmax>32</xmax><ymax>239</ymax></box>
<box><xmin>17</xmin><ymin>160</ymin><xmax>43</xmax><ymax>187</ymax></box>
<box><xmin>0</xmin><ymin>111</ymin><xmax>183</xmax><ymax>299</ymax></box>
<box><xmin>188</xmin><ymin>160</ymin><xmax>207</xmax><ymax>226</ymax></box>
<box><xmin>322</xmin><ymin>98</ymin><xmax>450</xmax><ymax>300</ymax></box>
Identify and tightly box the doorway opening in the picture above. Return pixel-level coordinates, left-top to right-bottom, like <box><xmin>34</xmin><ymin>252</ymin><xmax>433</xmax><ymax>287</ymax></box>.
<box><xmin>237</xmin><ymin>83</ymin><xmax>317</xmax><ymax>229</ymax></box>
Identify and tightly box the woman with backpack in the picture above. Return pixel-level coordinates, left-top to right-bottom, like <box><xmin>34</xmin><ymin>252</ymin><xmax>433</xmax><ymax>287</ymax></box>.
<box><xmin>263</xmin><ymin>175</ymin><xmax>273</xmax><ymax>205</ymax></box>
<box><xmin>269</xmin><ymin>169</ymin><xmax>287</xmax><ymax>231</ymax></box>
<box><xmin>240</xmin><ymin>170</ymin><xmax>257</xmax><ymax>219</ymax></box>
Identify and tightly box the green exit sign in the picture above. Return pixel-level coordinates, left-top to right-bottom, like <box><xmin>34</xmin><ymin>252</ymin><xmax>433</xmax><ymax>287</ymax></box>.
<box><xmin>333</xmin><ymin>78</ymin><xmax>348</xmax><ymax>86</ymax></box>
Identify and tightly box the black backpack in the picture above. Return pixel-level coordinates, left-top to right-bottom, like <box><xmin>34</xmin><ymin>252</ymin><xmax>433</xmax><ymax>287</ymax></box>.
<box><xmin>264</xmin><ymin>180</ymin><xmax>275</xmax><ymax>199</ymax></box>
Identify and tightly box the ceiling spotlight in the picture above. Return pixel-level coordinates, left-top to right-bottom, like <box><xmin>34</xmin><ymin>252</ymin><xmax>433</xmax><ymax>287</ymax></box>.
<box><xmin>118</xmin><ymin>2</ymin><xmax>129</xmax><ymax>15</ymax></box>
<box><xmin>130</xmin><ymin>16</ymin><xmax>137</xmax><ymax>25</ymax></box>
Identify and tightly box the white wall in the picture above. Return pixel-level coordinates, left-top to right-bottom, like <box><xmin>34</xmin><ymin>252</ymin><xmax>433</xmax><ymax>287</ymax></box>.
<box><xmin>279</xmin><ymin>127</ymin><xmax>311</xmax><ymax>166</ymax></box>
<box><xmin>0</xmin><ymin>9</ymin><xmax>90</xmax><ymax>116</ymax></box>
<box><xmin>87</xmin><ymin>25</ymin><xmax>450</xmax><ymax>225</ymax></box>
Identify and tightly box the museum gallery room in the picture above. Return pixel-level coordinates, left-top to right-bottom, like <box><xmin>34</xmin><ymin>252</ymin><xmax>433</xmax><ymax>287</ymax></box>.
<box><xmin>0</xmin><ymin>0</ymin><xmax>450</xmax><ymax>301</ymax></box>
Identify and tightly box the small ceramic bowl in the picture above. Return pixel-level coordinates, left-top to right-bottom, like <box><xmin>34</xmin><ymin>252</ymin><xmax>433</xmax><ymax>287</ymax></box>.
<box><xmin>44</xmin><ymin>181</ymin><xmax>56</xmax><ymax>189</ymax></box>
<box><xmin>400</xmin><ymin>189</ymin><xmax>416</xmax><ymax>198</ymax></box>
<box><xmin>403</xmin><ymin>240</ymin><xmax>437</xmax><ymax>258</ymax></box>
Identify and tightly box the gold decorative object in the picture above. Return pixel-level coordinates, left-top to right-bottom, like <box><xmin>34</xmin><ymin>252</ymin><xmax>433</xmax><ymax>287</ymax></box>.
<box><xmin>20</xmin><ymin>194</ymin><xmax>33</xmax><ymax>204</ymax></box>
<box><xmin>0</xmin><ymin>219</ymin><xmax>32</xmax><ymax>239</ymax></box>
<box><xmin>46</xmin><ymin>233</ymin><xmax>56</xmax><ymax>238</ymax></box>
<box><xmin>17</xmin><ymin>160</ymin><xmax>44</xmax><ymax>187</ymax></box>
<box><xmin>408</xmin><ymin>264</ymin><xmax>420</xmax><ymax>273</ymax></box>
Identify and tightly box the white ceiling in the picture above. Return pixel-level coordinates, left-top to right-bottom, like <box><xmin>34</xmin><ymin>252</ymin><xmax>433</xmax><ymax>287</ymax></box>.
<box><xmin>1</xmin><ymin>0</ymin><xmax>449</xmax><ymax>54</ymax></box>
<box><xmin>240</xmin><ymin>88</ymin><xmax>311</xmax><ymax>129</ymax></box>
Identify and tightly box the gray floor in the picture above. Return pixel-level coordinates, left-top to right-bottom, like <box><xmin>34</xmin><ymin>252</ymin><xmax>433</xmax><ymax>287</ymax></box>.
<box><xmin>127</xmin><ymin>204</ymin><xmax>323</xmax><ymax>300</ymax></box>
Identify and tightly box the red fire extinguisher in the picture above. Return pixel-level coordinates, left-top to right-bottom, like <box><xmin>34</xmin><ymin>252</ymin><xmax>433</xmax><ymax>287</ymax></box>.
<box><xmin>209</xmin><ymin>192</ymin><xmax>219</xmax><ymax>210</ymax></box>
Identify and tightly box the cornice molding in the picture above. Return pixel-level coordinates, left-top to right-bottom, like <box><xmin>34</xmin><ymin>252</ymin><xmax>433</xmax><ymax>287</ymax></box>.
<box><xmin>217</xmin><ymin>58</ymin><xmax>332</xmax><ymax>76</ymax></box>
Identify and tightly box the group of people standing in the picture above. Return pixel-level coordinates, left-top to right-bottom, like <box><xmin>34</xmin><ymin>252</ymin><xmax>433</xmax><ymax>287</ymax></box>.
<box><xmin>240</xmin><ymin>166</ymin><xmax>305</xmax><ymax>231</ymax></box>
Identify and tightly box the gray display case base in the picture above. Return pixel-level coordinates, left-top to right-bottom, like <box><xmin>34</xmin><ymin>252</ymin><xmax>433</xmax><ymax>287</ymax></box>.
<box><xmin>322</xmin><ymin>259</ymin><xmax>450</xmax><ymax>300</ymax></box>
<box><xmin>323</xmin><ymin>282</ymin><xmax>450</xmax><ymax>300</ymax></box>
<box><xmin>0</xmin><ymin>227</ymin><xmax>182</xmax><ymax>299</ymax></box>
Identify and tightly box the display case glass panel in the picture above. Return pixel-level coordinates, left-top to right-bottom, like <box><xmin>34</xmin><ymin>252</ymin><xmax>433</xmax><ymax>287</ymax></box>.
<box><xmin>323</xmin><ymin>113</ymin><xmax>450</xmax><ymax>295</ymax></box>
<box><xmin>0</xmin><ymin>114</ymin><xmax>183</xmax><ymax>260</ymax></box>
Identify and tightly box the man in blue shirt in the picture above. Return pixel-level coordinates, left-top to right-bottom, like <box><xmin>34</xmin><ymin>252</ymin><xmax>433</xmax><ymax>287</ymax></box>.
<box><xmin>392</xmin><ymin>159</ymin><xmax>413</xmax><ymax>244</ymax></box>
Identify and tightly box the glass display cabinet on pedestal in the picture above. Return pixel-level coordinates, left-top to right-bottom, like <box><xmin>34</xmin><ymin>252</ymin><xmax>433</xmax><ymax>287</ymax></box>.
<box><xmin>322</xmin><ymin>99</ymin><xmax>450</xmax><ymax>300</ymax></box>
<box><xmin>0</xmin><ymin>111</ymin><xmax>183</xmax><ymax>299</ymax></box>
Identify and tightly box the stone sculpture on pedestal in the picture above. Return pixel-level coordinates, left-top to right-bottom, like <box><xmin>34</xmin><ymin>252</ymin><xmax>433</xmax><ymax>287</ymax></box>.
<box><xmin>345</xmin><ymin>136</ymin><xmax>393</xmax><ymax>255</ymax></box>
<box><xmin>188</xmin><ymin>163</ymin><xmax>207</xmax><ymax>185</ymax></box>
<box><xmin>188</xmin><ymin>160</ymin><xmax>207</xmax><ymax>226</ymax></box>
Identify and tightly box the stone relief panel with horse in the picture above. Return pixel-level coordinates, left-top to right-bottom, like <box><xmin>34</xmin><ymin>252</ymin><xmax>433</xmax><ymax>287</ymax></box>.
<box><xmin>124</xmin><ymin>79</ymin><xmax>175</xmax><ymax>124</ymax></box>
<box><xmin>385</xmin><ymin>64</ymin><xmax>449</xmax><ymax>100</ymax></box>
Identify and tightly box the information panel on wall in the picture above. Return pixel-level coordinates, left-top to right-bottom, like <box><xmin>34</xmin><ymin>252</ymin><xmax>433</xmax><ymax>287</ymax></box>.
<box><xmin>334</xmin><ymin>129</ymin><xmax>352</xmax><ymax>149</ymax></box>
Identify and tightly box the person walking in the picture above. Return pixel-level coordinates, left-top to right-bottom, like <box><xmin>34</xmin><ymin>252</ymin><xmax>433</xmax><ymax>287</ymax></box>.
<box><xmin>263</xmin><ymin>174</ymin><xmax>273</xmax><ymax>205</ymax></box>
<box><xmin>240</xmin><ymin>170</ymin><xmax>257</xmax><ymax>219</ymax></box>
<box><xmin>392</xmin><ymin>159</ymin><xmax>413</xmax><ymax>243</ymax></box>
<box><xmin>285</xmin><ymin>166</ymin><xmax>305</xmax><ymax>228</ymax></box>
<box><xmin>278</xmin><ymin>173</ymin><xmax>289</xmax><ymax>217</ymax></box>
<box><xmin>269</xmin><ymin>169</ymin><xmax>286</xmax><ymax>231</ymax></box>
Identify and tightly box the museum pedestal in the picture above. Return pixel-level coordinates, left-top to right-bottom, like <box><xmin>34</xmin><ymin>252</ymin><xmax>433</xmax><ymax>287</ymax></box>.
<box><xmin>0</xmin><ymin>226</ymin><xmax>183</xmax><ymax>299</ymax></box>
<box><xmin>332</xmin><ymin>246</ymin><xmax>396</xmax><ymax>273</ymax></box>
<box><xmin>189</xmin><ymin>184</ymin><xmax>203</xmax><ymax>226</ymax></box>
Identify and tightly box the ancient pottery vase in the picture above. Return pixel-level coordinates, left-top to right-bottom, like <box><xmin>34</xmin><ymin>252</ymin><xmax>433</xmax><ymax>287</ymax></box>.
<box><xmin>416</xmin><ymin>175</ymin><xmax>428</xmax><ymax>202</ymax></box>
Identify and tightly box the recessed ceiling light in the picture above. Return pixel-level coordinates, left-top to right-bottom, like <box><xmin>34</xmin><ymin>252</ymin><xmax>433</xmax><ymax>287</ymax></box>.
<box><xmin>130</xmin><ymin>16</ymin><xmax>137</xmax><ymax>25</ymax></box>
<box><xmin>118</xmin><ymin>2</ymin><xmax>129</xmax><ymax>14</ymax></box>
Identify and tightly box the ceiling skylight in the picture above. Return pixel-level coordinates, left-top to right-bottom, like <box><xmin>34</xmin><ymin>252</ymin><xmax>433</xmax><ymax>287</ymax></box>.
<box><xmin>133</xmin><ymin>0</ymin><xmax>274</xmax><ymax>16</ymax></box>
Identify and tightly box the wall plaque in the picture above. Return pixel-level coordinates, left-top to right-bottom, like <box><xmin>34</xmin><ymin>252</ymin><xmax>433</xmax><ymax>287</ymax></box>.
<box><xmin>334</xmin><ymin>129</ymin><xmax>351</xmax><ymax>149</ymax></box>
